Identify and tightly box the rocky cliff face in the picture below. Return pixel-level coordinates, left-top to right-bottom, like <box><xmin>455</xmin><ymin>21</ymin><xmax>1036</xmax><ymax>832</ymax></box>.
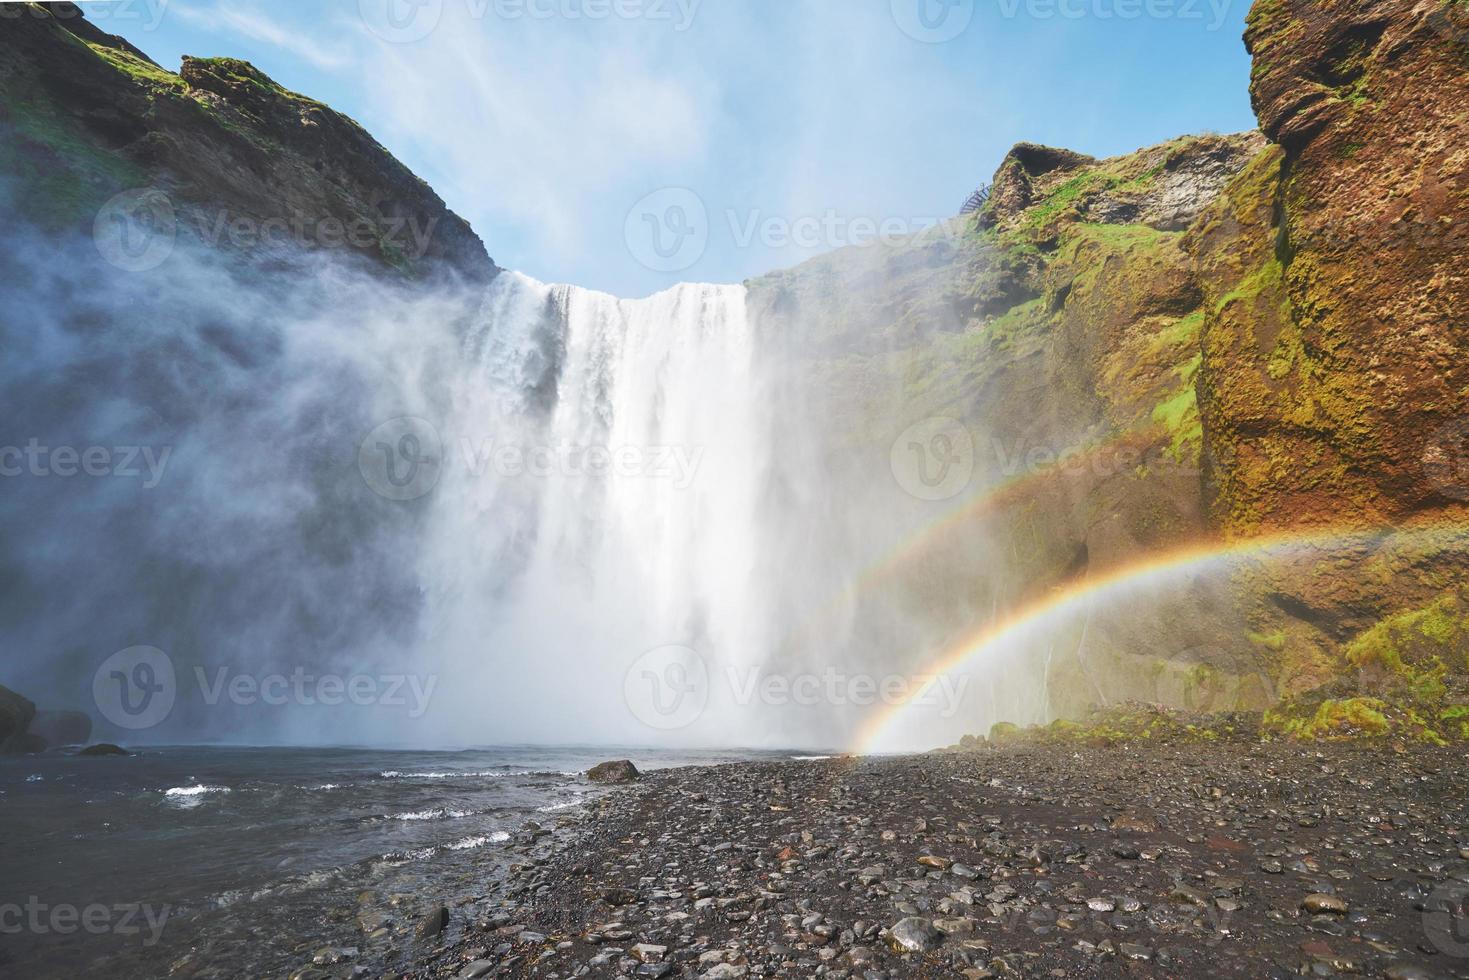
<box><xmin>1191</xmin><ymin>0</ymin><xmax>1469</xmax><ymax>691</ymax></box>
<box><xmin>0</xmin><ymin>2</ymin><xmax>495</xmax><ymax>281</ymax></box>
<box><xmin>749</xmin><ymin>0</ymin><xmax>1469</xmax><ymax>725</ymax></box>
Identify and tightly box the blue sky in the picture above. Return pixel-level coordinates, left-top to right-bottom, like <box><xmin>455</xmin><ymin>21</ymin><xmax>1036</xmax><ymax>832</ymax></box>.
<box><xmin>93</xmin><ymin>0</ymin><xmax>1257</xmax><ymax>296</ymax></box>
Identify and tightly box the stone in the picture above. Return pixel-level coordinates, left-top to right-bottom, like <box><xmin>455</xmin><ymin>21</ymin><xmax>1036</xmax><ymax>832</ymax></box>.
<box><xmin>1301</xmin><ymin>894</ymin><xmax>1348</xmax><ymax>915</ymax></box>
<box><xmin>631</xmin><ymin>943</ymin><xmax>668</xmax><ymax>963</ymax></box>
<box><xmin>79</xmin><ymin>743</ymin><xmax>130</xmax><ymax>757</ymax></box>
<box><xmin>0</xmin><ymin>685</ymin><xmax>36</xmax><ymax>743</ymax></box>
<box><xmin>587</xmin><ymin>760</ymin><xmax>641</xmax><ymax>784</ymax></box>
<box><xmin>887</xmin><ymin>917</ymin><xmax>940</xmax><ymax>953</ymax></box>
<box><xmin>415</xmin><ymin>907</ymin><xmax>450</xmax><ymax>941</ymax></box>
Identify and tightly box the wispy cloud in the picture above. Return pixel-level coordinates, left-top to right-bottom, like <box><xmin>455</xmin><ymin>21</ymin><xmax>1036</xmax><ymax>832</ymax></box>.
<box><xmin>173</xmin><ymin>2</ymin><xmax>352</xmax><ymax>71</ymax></box>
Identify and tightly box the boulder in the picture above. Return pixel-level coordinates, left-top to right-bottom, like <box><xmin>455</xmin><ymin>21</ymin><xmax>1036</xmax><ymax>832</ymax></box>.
<box><xmin>28</xmin><ymin>709</ymin><xmax>93</xmax><ymax>746</ymax></box>
<box><xmin>79</xmin><ymin>743</ymin><xmax>130</xmax><ymax>757</ymax></box>
<box><xmin>0</xmin><ymin>685</ymin><xmax>36</xmax><ymax>743</ymax></box>
<box><xmin>415</xmin><ymin>906</ymin><xmax>450</xmax><ymax>941</ymax></box>
<box><xmin>587</xmin><ymin>760</ymin><xmax>641</xmax><ymax>784</ymax></box>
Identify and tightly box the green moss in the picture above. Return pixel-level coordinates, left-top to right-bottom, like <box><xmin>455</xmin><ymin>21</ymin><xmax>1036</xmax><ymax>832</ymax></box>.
<box><xmin>1025</xmin><ymin>172</ymin><xmax>1116</xmax><ymax>229</ymax></box>
<box><xmin>0</xmin><ymin>87</ymin><xmax>146</xmax><ymax>229</ymax></box>
<box><xmin>1264</xmin><ymin>696</ymin><xmax>1391</xmax><ymax>740</ymax></box>
<box><xmin>1344</xmin><ymin>595</ymin><xmax>1469</xmax><ymax>704</ymax></box>
<box><xmin>85</xmin><ymin>43</ymin><xmax>184</xmax><ymax>90</ymax></box>
<box><xmin>1148</xmin><ymin>351</ymin><xmax>1202</xmax><ymax>461</ymax></box>
<box><xmin>985</xmin><ymin>297</ymin><xmax>1049</xmax><ymax>349</ymax></box>
<box><xmin>1145</xmin><ymin>310</ymin><xmax>1204</xmax><ymax>358</ymax></box>
<box><xmin>989</xmin><ymin>721</ymin><xmax>1022</xmax><ymax>741</ymax></box>
<box><xmin>1249</xmin><ymin>630</ymin><xmax>1287</xmax><ymax>652</ymax></box>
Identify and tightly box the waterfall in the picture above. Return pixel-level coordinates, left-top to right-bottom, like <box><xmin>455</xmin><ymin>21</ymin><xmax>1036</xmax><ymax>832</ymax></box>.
<box><xmin>416</xmin><ymin>273</ymin><xmax>776</xmax><ymax>746</ymax></box>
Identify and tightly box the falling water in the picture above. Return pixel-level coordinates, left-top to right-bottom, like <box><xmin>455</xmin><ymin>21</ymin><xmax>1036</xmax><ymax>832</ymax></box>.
<box><xmin>416</xmin><ymin>273</ymin><xmax>777</xmax><ymax>746</ymax></box>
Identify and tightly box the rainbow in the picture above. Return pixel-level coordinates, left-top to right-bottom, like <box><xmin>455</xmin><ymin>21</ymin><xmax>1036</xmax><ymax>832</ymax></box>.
<box><xmin>853</xmin><ymin>519</ymin><xmax>1469</xmax><ymax>755</ymax></box>
<box><xmin>782</xmin><ymin>426</ymin><xmax>1161</xmax><ymax>651</ymax></box>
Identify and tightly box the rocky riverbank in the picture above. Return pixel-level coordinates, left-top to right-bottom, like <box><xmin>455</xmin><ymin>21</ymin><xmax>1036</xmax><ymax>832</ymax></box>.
<box><xmin>408</xmin><ymin>745</ymin><xmax>1469</xmax><ymax>980</ymax></box>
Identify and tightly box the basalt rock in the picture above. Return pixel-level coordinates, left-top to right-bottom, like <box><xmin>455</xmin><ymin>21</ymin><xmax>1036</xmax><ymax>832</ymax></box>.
<box><xmin>586</xmin><ymin>760</ymin><xmax>641</xmax><ymax>784</ymax></box>
<box><xmin>0</xmin><ymin>685</ymin><xmax>37</xmax><ymax>743</ymax></box>
<box><xmin>78</xmin><ymin>742</ymin><xmax>130</xmax><ymax>757</ymax></box>
<box><xmin>0</xmin><ymin>2</ymin><xmax>496</xmax><ymax>282</ymax></box>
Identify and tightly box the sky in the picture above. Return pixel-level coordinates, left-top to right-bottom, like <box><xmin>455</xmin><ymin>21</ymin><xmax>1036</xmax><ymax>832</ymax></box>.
<box><xmin>90</xmin><ymin>0</ymin><xmax>1258</xmax><ymax>297</ymax></box>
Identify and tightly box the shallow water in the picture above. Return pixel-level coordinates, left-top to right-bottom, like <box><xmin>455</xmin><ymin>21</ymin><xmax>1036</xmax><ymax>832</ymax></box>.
<box><xmin>0</xmin><ymin>744</ymin><xmax>784</xmax><ymax>978</ymax></box>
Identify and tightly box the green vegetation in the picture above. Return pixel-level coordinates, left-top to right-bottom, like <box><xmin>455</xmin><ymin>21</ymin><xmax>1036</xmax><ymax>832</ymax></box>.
<box><xmin>85</xmin><ymin>43</ymin><xmax>183</xmax><ymax>90</ymax></box>
<box><xmin>1264</xmin><ymin>696</ymin><xmax>1392</xmax><ymax>740</ymax></box>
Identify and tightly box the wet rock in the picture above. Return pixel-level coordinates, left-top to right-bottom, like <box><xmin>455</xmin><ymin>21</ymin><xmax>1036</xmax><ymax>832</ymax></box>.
<box><xmin>78</xmin><ymin>743</ymin><xmax>130</xmax><ymax>757</ymax></box>
<box><xmin>587</xmin><ymin>760</ymin><xmax>641</xmax><ymax>784</ymax></box>
<box><xmin>887</xmin><ymin>917</ymin><xmax>940</xmax><ymax>952</ymax></box>
<box><xmin>0</xmin><ymin>685</ymin><xmax>36</xmax><ymax>743</ymax></box>
<box><xmin>415</xmin><ymin>906</ymin><xmax>450</xmax><ymax>941</ymax></box>
<box><xmin>1302</xmin><ymin>894</ymin><xmax>1348</xmax><ymax>915</ymax></box>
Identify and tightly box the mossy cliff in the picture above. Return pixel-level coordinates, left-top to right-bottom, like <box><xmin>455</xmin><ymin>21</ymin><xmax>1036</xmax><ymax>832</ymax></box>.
<box><xmin>748</xmin><ymin>0</ymin><xmax>1469</xmax><ymax>731</ymax></box>
<box><xmin>0</xmin><ymin>2</ymin><xmax>495</xmax><ymax>280</ymax></box>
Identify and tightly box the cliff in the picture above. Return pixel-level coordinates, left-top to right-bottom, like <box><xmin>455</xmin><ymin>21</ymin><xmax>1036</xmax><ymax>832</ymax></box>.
<box><xmin>749</xmin><ymin>0</ymin><xmax>1469</xmax><ymax>728</ymax></box>
<box><xmin>0</xmin><ymin>2</ymin><xmax>496</xmax><ymax>281</ymax></box>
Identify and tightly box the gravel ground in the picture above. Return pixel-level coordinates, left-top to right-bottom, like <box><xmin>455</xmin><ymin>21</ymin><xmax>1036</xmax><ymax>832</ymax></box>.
<box><xmin>406</xmin><ymin>743</ymin><xmax>1469</xmax><ymax>979</ymax></box>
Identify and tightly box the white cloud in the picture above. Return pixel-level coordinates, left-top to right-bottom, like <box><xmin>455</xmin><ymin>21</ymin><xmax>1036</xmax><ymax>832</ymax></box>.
<box><xmin>173</xmin><ymin>3</ymin><xmax>352</xmax><ymax>70</ymax></box>
<box><xmin>355</xmin><ymin>10</ymin><xmax>717</xmax><ymax>286</ymax></box>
